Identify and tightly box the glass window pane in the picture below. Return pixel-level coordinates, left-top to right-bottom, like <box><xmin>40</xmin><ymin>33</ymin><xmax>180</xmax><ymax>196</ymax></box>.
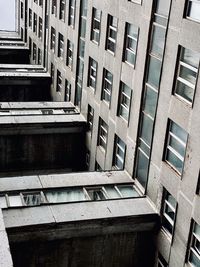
<box><xmin>156</xmin><ymin>0</ymin><xmax>171</xmax><ymax>17</ymax></box>
<box><xmin>87</xmin><ymin>189</ymin><xmax>106</xmax><ymax>200</ymax></box>
<box><xmin>45</xmin><ymin>189</ymin><xmax>86</xmax><ymax>203</ymax></box>
<box><xmin>166</xmin><ymin>150</ymin><xmax>183</xmax><ymax>173</ymax></box>
<box><xmin>169</xmin><ymin>135</ymin><xmax>185</xmax><ymax>156</ymax></box>
<box><xmin>140</xmin><ymin>114</ymin><xmax>154</xmax><ymax>145</ymax></box>
<box><xmin>151</xmin><ymin>25</ymin><xmax>166</xmax><ymax>58</ymax></box>
<box><xmin>136</xmin><ymin>150</ymin><xmax>149</xmax><ymax>188</ymax></box>
<box><xmin>117</xmin><ymin>186</ymin><xmax>139</xmax><ymax>197</ymax></box>
<box><xmin>188</xmin><ymin>2</ymin><xmax>200</xmax><ymax>22</ymax></box>
<box><xmin>171</xmin><ymin>122</ymin><xmax>187</xmax><ymax>143</ymax></box>
<box><xmin>182</xmin><ymin>48</ymin><xmax>200</xmax><ymax>69</ymax></box>
<box><xmin>147</xmin><ymin>56</ymin><xmax>162</xmax><ymax>88</ymax></box>
<box><xmin>23</xmin><ymin>193</ymin><xmax>42</xmax><ymax>206</ymax></box>
<box><xmin>9</xmin><ymin>195</ymin><xmax>23</xmax><ymax>207</ymax></box>
<box><xmin>104</xmin><ymin>186</ymin><xmax>121</xmax><ymax>199</ymax></box>
<box><xmin>144</xmin><ymin>86</ymin><xmax>157</xmax><ymax>118</ymax></box>
<box><xmin>176</xmin><ymin>80</ymin><xmax>194</xmax><ymax>102</ymax></box>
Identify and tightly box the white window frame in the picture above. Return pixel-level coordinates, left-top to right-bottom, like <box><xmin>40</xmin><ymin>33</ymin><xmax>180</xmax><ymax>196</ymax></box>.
<box><xmin>165</xmin><ymin>121</ymin><xmax>188</xmax><ymax>175</ymax></box>
<box><xmin>102</xmin><ymin>69</ymin><xmax>113</xmax><ymax>105</ymax></box>
<box><xmin>106</xmin><ymin>15</ymin><xmax>118</xmax><ymax>54</ymax></box>
<box><xmin>91</xmin><ymin>8</ymin><xmax>101</xmax><ymax>44</ymax></box>
<box><xmin>88</xmin><ymin>57</ymin><xmax>97</xmax><ymax>90</ymax></box>
<box><xmin>98</xmin><ymin>118</ymin><xmax>108</xmax><ymax>151</ymax></box>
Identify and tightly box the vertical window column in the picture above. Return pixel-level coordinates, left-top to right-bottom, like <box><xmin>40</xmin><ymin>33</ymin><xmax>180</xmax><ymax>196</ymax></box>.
<box><xmin>75</xmin><ymin>0</ymin><xmax>88</xmax><ymax>108</ymax></box>
<box><xmin>134</xmin><ymin>0</ymin><xmax>171</xmax><ymax>192</ymax></box>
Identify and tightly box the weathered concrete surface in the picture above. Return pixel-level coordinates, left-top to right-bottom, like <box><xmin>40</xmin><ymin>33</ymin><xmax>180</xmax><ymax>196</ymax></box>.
<box><xmin>4</xmin><ymin>198</ymin><xmax>158</xmax><ymax>267</ymax></box>
<box><xmin>0</xmin><ymin>171</ymin><xmax>134</xmax><ymax>192</ymax></box>
<box><xmin>0</xmin><ymin>209</ymin><xmax>13</xmax><ymax>267</ymax></box>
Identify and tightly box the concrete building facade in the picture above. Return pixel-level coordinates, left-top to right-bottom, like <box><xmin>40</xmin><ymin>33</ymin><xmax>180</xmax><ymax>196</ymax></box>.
<box><xmin>0</xmin><ymin>0</ymin><xmax>199</xmax><ymax>266</ymax></box>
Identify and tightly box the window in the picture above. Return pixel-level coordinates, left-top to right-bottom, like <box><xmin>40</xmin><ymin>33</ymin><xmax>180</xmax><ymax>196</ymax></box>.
<box><xmin>128</xmin><ymin>0</ymin><xmax>142</xmax><ymax>4</ymax></box>
<box><xmin>59</xmin><ymin>0</ymin><xmax>65</xmax><ymax>21</ymax></box>
<box><xmin>187</xmin><ymin>220</ymin><xmax>200</xmax><ymax>267</ymax></box>
<box><xmin>50</xmin><ymin>27</ymin><xmax>56</xmax><ymax>52</ymax></box>
<box><xmin>33</xmin><ymin>42</ymin><xmax>37</xmax><ymax>62</ymax></box>
<box><xmin>174</xmin><ymin>47</ymin><xmax>200</xmax><ymax>103</ymax></box>
<box><xmin>66</xmin><ymin>40</ymin><xmax>74</xmax><ymax>69</ymax></box>
<box><xmin>69</xmin><ymin>0</ymin><xmax>76</xmax><ymax>27</ymax></box>
<box><xmin>33</xmin><ymin>13</ymin><xmax>37</xmax><ymax>33</ymax></box>
<box><xmin>113</xmin><ymin>135</ymin><xmax>126</xmax><ymax>170</ymax></box>
<box><xmin>29</xmin><ymin>37</ymin><xmax>32</xmax><ymax>55</ymax></box>
<box><xmin>88</xmin><ymin>57</ymin><xmax>98</xmax><ymax>90</ymax></box>
<box><xmin>52</xmin><ymin>0</ymin><xmax>57</xmax><ymax>16</ymax></box>
<box><xmin>98</xmin><ymin>118</ymin><xmax>108</xmax><ymax>151</ymax></box>
<box><xmin>56</xmin><ymin>70</ymin><xmax>62</xmax><ymax>92</ymax></box>
<box><xmin>38</xmin><ymin>48</ymin><xmax>42</xmax><ymax>65</ymax></box>
<box><xmin>117</xmin><ymin>82</ymin><xmax>132</xmax><ymax>121</ymax></box>
<box><xmin>87</xmin><ymin>105</ymin><xmax>94</xmax><ymax>133</ymax></box>
<box><xmin>164</xmin><ymin>120</ymin><xmax>188</xmax><ymax>175</ymax></box>
<box><xmin>161</xmin><ymin>189</ymin><xmax>177</xmax><ymax>236</ymax></box>
<box><xmin>123</xmin><ymin>23</ymin><xmax>139</xmax><ymax>66</ymax></box>
<box><xmin>86</xmin><ymin>187</ymin><xmax>107</xmax><ymax>200</ymax></box>
<box><xmin>51</xmin><ymin>63</ymin><xmax>55</xmax><ymax>83</ymax></box>
<box><xmin>29</xmin><ymin>9</ymin><xmax>32</xmax><ymax>28</ymax></box>
<box><xmin>106</xmin><ymin>14</ymin><xmax>118</xmax><ymax>54</ymax></box>
<box><xmin>20</xmin><ymin>2</ymin><xmax>24</xmax><ymax>19</ymax></box>
<box><xmin>186</xmin><ymin>0</ymin><xmax>200</xmax><ymax>23</ymax></box>
<box><xmin>65</xmin><ymin>80</ymin><xmax>71</xmax><ymax>101</ymax></box>
<box><xmin>58</xmin><ymin>33</ymin><xmax>64</xmax><ymax>59</ymax></box>
<box><xmin>23</xmin><ymin>192</ymin><xmax>43</xmax><ymax>206</ymax></box>
<box><xmin>38</xmin><ymin>17</ymin><xmax>43</xmax><ymax>39</ymax></box>
<box><xmin>101</xmin><ymin>69</ymin><xmax>113</xmax><ymax>105</ymax></box>
<box><xmin>91</xmin><ymin>8</ymin><xmax>101</xmax><ymax>44</ymax></box>
<box><xmin>157</xmin><ymin>254</ymin><xmax>168</xmax><ymax>267</ymax></box>
<box><xmin>39</xmin><ymin>0</ymin><xmax>43</xmax><ymax>7</ymax></box>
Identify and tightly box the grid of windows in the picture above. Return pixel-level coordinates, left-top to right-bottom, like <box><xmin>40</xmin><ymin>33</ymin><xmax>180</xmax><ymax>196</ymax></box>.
<box><xmin>117</xmin><ymin>82</ymin><xmax>132</xmax><ymax>121</ymax></box>
<box><xmin>65</xmin><ymin>80</ymin><xmax>71</xmax><ymax>101</ymax></box>
<box><xmin>101</xmin><ymin>69</ymin><xmax>113</xmax><ymax>105</ymax></box>
<box><xmin>59</xmin><ymin>0</ymin><xmax>65</xmax><ymax>21</ymax></box>
<box><xmin>88</xmin><ymin>57</ymin><xmax>98</xmax><ymax>90</ymax></box>
<box><xmin>91</xmin><ymin>8</ymin><xmax>101</xmax><ymax>44</ymax></box>
<box><xmin>98</xmin><ymin>118</ymin><xmax>108</xmax><ymax>151</ymax></box>
<box><xmin>113</xmin><ymin>135</ymin><xmax>126</xmax><ymax>170</ymax></box>
<box><xmin>58</xmin><ymin>33</ymin><xmax>64</xmax><ymax>59</ymax></box>
<box><xmin>106</xmin><ymin>14</ymin><xmax>118</xmax><ymax>54</ymax></box>
<box><xmin>161</xmin><ymin>189</ymin><xmax>177</xmax><ymax>237</ymax></box>
<box><xmin>186</xmin><ymin>0</ymin><xmax>200</xmax><ymax>22</ymax></box>
<box><xmin>164</xmin><ymin>120</ymin><xmax>188</xmax><ymax>175</ymax></box>
<box><xmin>123</xmin><ymin>23</ymin><xmax>139</xmax><ymax>66</ymax></box>
<box><xmin>50</xmin><ymin>27</ymin><xmax>56</xmax><ymax>52</ymax></box>
<box><xmin>174</xmin><ymin>47</ymin><xmax>200</xmax><ymax>103</ymax></box>
<box><xmin>69</xmin><ymin>0</ymin><xmax>76</xmax><ymax>26</ymax></box>
<box><xmin>56</xmin><ymin>70</ymin><xmax>62</xmax><ymax>92</ymax></box>
<box><xmin>66</xmin><ymin>40</ymin><xmax>74</xmax><ymax>69</ymax></box>
<box><xmin>87</xmin><ymin>105</ymin><xmax>94</xmax><ymax>133</ymax></box>
<box><xmin>187</xmin><ymin>221</ymin><xmax>200</xmax><ymax>267</ymax></box>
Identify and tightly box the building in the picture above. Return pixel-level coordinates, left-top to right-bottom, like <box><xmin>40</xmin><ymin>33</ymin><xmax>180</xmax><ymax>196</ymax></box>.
<box><xmin>0</xmin><ymin>0</ymin><xmax>199</xmax><ymax>266</ymax></box>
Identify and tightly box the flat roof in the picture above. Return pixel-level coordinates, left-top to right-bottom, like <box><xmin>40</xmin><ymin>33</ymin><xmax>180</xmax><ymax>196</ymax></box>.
<box><xmin>0</xmin><ymin>171</ymin><xmax>134</xmax><ymax>192</ymax></box>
